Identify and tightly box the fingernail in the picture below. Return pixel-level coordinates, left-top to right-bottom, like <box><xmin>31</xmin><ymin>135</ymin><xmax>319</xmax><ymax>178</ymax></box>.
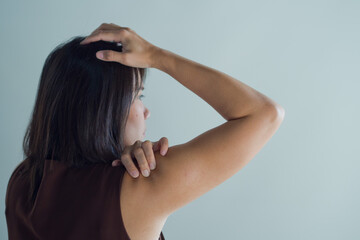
<box><xmin>131</xmin><ymin>171</ymin><xmax>139</xmax><ymax>178</ymax></box>
<box><xmin>96</xmin><ymin>51</ymin><xmax>104</xmax><ymax>59</ymax></box>
<box><xmin>161</xmin><ymin>150</ymin><xmax>166</xmax><ymax>156</ymax></box>
<box><xmin>150</xmin><ymin>162</ymin><xmax>156</xmax><ymax>170</ymax></box>
<box><xmin>142</xmin><ymin>169</ymin><xmax>149</xmax><ymax>177</ymax></box>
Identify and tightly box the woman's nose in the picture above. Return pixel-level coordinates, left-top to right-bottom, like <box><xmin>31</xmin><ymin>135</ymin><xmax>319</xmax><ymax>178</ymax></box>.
<box><xmin>144</xmin><ymin>107</ymin><xmax>150</xmax><ymax>119</ymax></box>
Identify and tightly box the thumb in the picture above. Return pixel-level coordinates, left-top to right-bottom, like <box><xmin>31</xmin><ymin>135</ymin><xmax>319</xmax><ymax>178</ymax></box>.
<box><xmin>96</xmin><ymin>50</ymin><xmax>125</xmax><ymax>63</ymax></box>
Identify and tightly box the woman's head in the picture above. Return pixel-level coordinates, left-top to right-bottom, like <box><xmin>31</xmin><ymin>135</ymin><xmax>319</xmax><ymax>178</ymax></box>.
<box><xmin>23</xmin><ymin>36</ymin><xmax>149</xmax><ymax>169</ymax></box>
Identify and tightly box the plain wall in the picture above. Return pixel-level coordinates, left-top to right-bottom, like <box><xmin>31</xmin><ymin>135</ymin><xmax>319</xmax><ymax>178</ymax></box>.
<box><xmin>1</xmin><ymin>0</ymin><xmax>359</xmax><ymax>239</ymax></box>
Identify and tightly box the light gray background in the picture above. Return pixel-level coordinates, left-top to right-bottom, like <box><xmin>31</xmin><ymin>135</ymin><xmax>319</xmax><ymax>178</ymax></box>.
<box><xmin>1</xmin><ymin>0</ymin><xmax>359</xmax><ymax>239</ymax></box>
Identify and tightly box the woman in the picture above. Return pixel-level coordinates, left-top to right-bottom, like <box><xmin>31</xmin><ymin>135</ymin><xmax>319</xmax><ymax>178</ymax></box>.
<box><xmin>5</xmin><ymin>23</ymin><xmax>285</xmax><ymax>240</ymax></box>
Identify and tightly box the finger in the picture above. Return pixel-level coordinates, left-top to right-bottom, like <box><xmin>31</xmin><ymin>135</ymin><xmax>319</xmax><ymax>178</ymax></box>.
<box><xmin>95</xmin><ymin>50</ymin><xmax>127</xmax><ymax>63</ymax></box>
<box><xmin>99</xmin><ymin>22</ymin><xmax>123</xmax><ymax>29</ymax></box>
<box><xmin>82</xmin><ymin>23</ymin><xmax>123</xmax><ymax>42</ymax></box>
<box><xmin>121</xmin><ymin>148</ymin><xmax>140</xmax><ymax>178</ymax></box>
<box><xmin>89</xmin><ymin>23</ymin><xmax>123</xmax><ymax>36</ymax></box>
<box><xmin>153</xmin><ymin>137</ymin><xmax>169</xmax><ymax>156</ymax></box>
<box><xmin>152</xmin><ymin>140</ymin><xmax>160</xmax><ymax>152</ymax></box>
<box><xmin>160</xmin><ymin>137</ymin><xmax>169</xmax><ymax>156</ymax></box>
<box><xmin>80</xmin><ymin>29</ymin><xmax>127</xmax><ymax>45</ymax></box>
<box><xmin>109</xmin><ymin>23</ymin><xmax>123</xmax><ymax>28</ymax></box>
<box><xmin>142</xmin><ymin>140</ymin><xmax>156</xmax><ymax>170</ymax></box>
<box><xmin>133</xmin><ymin>141</ymin><xmax>150</xmax><ymax>177</ymax></box>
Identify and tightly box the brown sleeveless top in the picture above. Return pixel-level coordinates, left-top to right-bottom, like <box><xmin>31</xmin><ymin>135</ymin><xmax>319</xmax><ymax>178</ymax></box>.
<box><xmin>5</xmin><ymin>159</ymin><xmax>165</xmax><ymax>240</ymax></box>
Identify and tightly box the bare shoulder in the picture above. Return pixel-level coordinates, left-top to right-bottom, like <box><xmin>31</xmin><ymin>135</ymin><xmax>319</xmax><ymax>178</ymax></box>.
<box><xmin>119</xmin><ymin>143</ymin><xmax>196</xmax><ymax>239</ymax></box>
<box><xmin>120</xmin><ymin>166</ymin><xmax>168</xmax><ymax>240</ymax></box>
<box><xmin>119</xmin><ymin>107</ymin><xmax>284</xmax><ymax>239</ymax></box>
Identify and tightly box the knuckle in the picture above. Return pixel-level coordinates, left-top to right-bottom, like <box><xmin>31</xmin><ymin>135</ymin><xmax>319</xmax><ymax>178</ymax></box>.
<box><xmin>108</xmin><ymin>51</ymin><xmax>114</xmax><ymax>59</ymax></box>
<box><xmin>93</xmin><ymin>29</ymin><xmax>103</xmax><ymax>36</ymax></box>
<box><xmin>121</xmin><ymin>28</ymin><xmax>131</xmax><ymax>36</ymax></box>
<box><xmin>90</xmin><ymin>29</ymin><xmax>98</xmax><ymax>35</ymax></box>
<box><xmin>110</xmin><ymin>23</ymin><xmax>120</xmax><ymax>28</ymax></box>
<box><xmin>103</xmin><ymin>51</ymin><xmax>113</xmax><ymax>60</ymax></box>
<box><xmin>126</xmin><ymin>165</ymin><xmax>138</xmax><ymax>174</ymax></box>
<box><xmin>120</xmin><ymin>159</ymin><xmax>129</xmax><ymax>166</ymax></box>
<box><xmin>142</xmin><ymin>140</ymin><xmax>152</xmax><ymax>147</ymax></box>
<box><xmin>121</xmin><ymin>159</ymin><xmax>131</xmax><ymax>166</ymax></box>
<box><xmin>130</xmin><ymin>166</ymin><xmax>138</xmax><ymax>172</ymax></box>
<box><xmin>138</xmin><ymin>161</ymin><xmax>149</xmax><ymax>171</ymax></box>
<box><xmin>133</xmin><ymin>148</ymin><xmax>143</xmax><ymax>155</ymax></box>
<box><xmin>110</xmin><ymin>31</ymin><xmax>118</xmax><ymax>40</ymax></box>
<box><xmin>139</xmin><ymin>162</ymin><xmax>149</xmax><ymax>170</ymax></box>
<box><xmin>147</xmin><ymin>152</ymin><xmax>156</xmax><ymax>162</ymax></box>
<box><xmin>120</xmin><ymin>154</ymin><xmax>130</xmax><ymax>162</ymax></box>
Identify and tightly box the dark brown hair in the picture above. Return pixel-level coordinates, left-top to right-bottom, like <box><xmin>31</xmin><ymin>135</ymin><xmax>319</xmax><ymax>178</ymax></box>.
<box><xmin>21</xmin><ymin>36</ymin><xmax>147</xmax><ymax>206</ymax></box>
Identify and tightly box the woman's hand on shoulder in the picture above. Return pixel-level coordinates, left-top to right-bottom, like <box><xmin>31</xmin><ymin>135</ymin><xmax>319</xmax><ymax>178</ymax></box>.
<box><xmin>112</xmin><ymin>137</ymin><xmax>169</xmax><ymax>178</ymax></box>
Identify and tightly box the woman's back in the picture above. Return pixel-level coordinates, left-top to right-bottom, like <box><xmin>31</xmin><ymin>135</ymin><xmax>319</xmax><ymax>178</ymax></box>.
<box><xmin>5</xmin><ymin>159</ymin><xmax>165</xmax><ymax>240</ymax></box>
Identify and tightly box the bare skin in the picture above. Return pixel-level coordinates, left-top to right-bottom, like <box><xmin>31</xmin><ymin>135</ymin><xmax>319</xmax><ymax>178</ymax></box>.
<box><xmin>81</xmin><ymin>23</ymin><xmax>285</xmax><ymax>240</ymax></box>
<box><xmin>111</xmin><ymin>137</ymin><xmax>169</xmax><ymax>178</ymax></box>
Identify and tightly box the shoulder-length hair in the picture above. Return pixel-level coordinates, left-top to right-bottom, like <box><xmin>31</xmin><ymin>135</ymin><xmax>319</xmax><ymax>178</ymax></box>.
<box><xmin>22</xmin><ymin>36</ymin><xmax>147</xmax><ymax>206</ymax></box>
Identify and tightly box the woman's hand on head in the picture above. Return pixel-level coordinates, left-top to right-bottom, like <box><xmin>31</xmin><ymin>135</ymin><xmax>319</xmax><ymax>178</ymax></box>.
<box><xmin>112</xmin><ymin>137</ymin><xmax>169</xmax><ymax>178</ymax></box>
<box><xmin>80</xmin><ymin>23</ymin><xmax>160</xmax><ymax>68</ymax></box>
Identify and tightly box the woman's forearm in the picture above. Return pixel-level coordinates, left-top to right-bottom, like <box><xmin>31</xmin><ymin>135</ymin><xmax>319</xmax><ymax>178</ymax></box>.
<box><xmin>151</xmin><ymin>48</ymin><xmax>281</xmax><ymax>121</ymax></box>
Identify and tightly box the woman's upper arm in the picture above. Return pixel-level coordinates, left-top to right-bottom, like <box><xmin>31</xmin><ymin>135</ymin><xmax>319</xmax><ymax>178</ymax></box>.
<box><xmin>122</xmin><ymin>105</ymin><xmax>284</xmax><ymax>220</ymax></box>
